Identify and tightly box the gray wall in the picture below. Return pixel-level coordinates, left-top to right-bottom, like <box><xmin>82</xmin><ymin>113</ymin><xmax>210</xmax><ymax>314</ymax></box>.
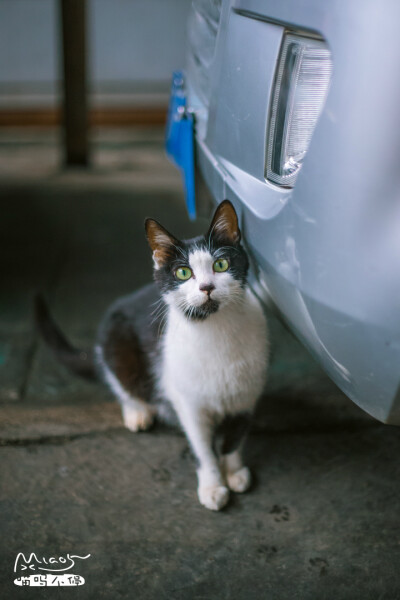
<box><xmin>0</xmin><ymin>0</ymin><xmax>191</xmax><ymax>107</ymax></box>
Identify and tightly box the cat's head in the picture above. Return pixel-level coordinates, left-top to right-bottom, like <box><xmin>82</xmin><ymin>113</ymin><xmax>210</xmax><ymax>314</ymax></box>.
<box><xmin>145</xmin><ymin>200</ymin><xmax>249</xmax><ymax>321</ymax></box>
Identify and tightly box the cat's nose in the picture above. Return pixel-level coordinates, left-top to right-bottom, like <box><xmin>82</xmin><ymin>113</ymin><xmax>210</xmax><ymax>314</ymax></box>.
<box><xmin>199</xmin><ymin>283</ymin><xmax>215</xmax><ymax>296</ymax></box>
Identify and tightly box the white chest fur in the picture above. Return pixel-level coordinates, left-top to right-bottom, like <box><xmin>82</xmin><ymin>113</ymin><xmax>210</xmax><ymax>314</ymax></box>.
<box><xmin>160</xmin><ymin>289</ymin><xmax>269</xmax><ymax>415</ymax></box>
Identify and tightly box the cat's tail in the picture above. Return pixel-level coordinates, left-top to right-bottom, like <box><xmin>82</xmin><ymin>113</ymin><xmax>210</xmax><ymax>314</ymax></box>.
<box><xmin>34</xmin><ymin>294</ymin><xmax>98</xmax><ymax>382</ymax></box>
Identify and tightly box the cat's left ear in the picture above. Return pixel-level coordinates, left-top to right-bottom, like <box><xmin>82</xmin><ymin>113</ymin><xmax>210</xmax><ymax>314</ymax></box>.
<box><xmin>207</xmin><ymin>200</ymin><xmax>241</xmax><ymax>244</ymax></box>
<box><xmin>145</xmin><ymin>218</ymin><xmax>180</xmax><ymax>269</ymax></box>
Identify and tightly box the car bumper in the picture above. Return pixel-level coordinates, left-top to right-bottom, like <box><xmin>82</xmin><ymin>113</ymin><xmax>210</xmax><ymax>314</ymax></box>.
<box><xmin>182</xmin><ymin>0</ymin><xmax>400</xmax><ymax>423</ymax></box>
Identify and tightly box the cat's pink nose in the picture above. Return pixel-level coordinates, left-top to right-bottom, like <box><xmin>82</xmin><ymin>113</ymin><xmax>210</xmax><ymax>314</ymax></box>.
<box><xmin>199</xmin><ymin>283</ymin><xmax>215</xmax><ymax>296</ymax></box>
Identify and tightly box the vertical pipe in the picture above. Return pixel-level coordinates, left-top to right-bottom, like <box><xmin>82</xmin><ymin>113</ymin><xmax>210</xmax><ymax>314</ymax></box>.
<box><xmin>60</xmin><ymin>0</ymin><xmax>90</xmax><ymax>166</ymax></box>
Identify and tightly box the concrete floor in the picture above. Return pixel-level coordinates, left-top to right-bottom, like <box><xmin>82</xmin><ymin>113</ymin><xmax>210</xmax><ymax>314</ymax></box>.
<box><xmin>1</xmin><ymin>129</ymin><xmax>400</xmax><ymax>599</ymax></box>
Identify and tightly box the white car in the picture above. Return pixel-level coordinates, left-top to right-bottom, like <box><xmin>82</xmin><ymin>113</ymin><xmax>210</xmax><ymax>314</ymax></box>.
<box><xmin>166</xmin><ymin>0</ymin><xmax>400</xmax><ymax>424</ymax></box>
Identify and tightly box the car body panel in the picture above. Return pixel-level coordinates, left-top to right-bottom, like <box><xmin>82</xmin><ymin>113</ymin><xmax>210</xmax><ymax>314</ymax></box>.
<box><xmin>185</xmin><ymin>0</ymin><xmax>400</xmax><ymax>423</ymax></box>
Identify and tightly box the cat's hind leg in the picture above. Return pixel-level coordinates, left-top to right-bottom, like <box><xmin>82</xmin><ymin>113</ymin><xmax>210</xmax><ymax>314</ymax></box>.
<box><xmin>215</xmin><ymin>412</ymin><xmax>252</xmax><ymax>493</ymax></box>
<box><xmin>120</xmin><ymin>396</ymin><xmax>155</xmax><ymax>432</ymax></box>
<box><xmin>221</xmin><ymin>449</ymin><xmax>251</xmax><ymax>493</ymax></box>
<box><xmin>95</xmin><ymin>343</ymin><xmax>155</xmax><ymax>432</ymax></box>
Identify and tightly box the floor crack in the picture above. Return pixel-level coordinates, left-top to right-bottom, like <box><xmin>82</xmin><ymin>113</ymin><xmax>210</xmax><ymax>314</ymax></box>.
<box><xmin>0</xmin><ymin>427</ymin><xmax>125</xmax><ymax>448</ymax></box>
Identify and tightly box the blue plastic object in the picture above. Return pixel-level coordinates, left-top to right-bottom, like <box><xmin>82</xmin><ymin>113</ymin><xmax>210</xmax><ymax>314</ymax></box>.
<box><xmin>165</xmin><ymin>71</ymin><xmax>196</xmax><ymax>220</ymax></box>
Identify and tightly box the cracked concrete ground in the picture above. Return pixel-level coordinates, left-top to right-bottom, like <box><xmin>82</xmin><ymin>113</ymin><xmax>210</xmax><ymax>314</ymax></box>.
<box><xmin>1</xmin><ymin>128</ymin><xmax>400</xmax><ymax>599</ymax></box>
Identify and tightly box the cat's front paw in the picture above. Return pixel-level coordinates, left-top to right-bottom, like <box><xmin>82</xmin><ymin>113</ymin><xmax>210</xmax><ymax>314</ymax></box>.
<box><xmin>198</xmin><ymin>484</ymin><xmax>230</xmax><ymax>511</ymax></box>
<box><xmin>122</xmin><ymin>402</ymin><xmax>154</xmax><ymax>432</ymax></box>
<box><xmin>227</xmin><ymin>466</ymin><xmax>251</xmax><ymax>493</ymax></box>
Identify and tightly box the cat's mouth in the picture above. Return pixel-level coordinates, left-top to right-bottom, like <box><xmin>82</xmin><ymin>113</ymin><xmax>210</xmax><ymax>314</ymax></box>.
<box><xmin>184</xmin><ymin>298</ymin><xmax>220</xmax><ymax>321</ymax></box>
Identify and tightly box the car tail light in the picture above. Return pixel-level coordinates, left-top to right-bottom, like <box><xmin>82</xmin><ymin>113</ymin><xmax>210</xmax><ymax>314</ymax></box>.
<box><xmin>266</xmin><ymin>33</ymin><xmax>333</xmax><ymax>188</ymax></box>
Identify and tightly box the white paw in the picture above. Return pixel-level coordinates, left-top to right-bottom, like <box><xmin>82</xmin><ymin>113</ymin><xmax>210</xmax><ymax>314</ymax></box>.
<box><xmin>227</xmin><ymin>466</ymin><xmax>251</xmax><ymax>493</ymax></box>
<box><xmin>122</xmin><ymin>403</ymin><xmax>154</xmax><ymax>432</ymax></box>
<box><xmin>198</xmin><ymin>485</ymin><xmax>230</xmax><ymax>511</ymax></box>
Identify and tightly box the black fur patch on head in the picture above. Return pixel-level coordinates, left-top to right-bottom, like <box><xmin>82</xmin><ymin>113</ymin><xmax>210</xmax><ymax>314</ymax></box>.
<box><xmin>183</xmin><ymin>298</ymin><xmax>220</xmax><ymax>321</ymax></box>
<box><xmin>152</xmin><ymin>238</ymin><xmax>193</xmax><ymax>294</ymax></box>
<box><xmin>207</xmin><ymin>236</ymin><xmax>249</xmax><ymax>289</ymax></box>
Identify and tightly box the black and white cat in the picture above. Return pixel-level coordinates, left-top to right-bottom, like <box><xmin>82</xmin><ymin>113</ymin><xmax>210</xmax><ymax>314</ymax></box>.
<box><xmin>36</xmin><ymin>200</ymin><xmax>269</xmax><ymax>511</ymax></box>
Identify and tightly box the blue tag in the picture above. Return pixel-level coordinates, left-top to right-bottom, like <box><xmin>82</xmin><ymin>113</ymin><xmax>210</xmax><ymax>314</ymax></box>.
<box><xmin>165</xmin><ymin>71</ymin><xmax>196</xmax><ymax>220</ymax></box>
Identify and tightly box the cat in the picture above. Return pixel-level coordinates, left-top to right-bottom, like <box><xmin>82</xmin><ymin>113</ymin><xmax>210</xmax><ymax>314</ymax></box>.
<box><xmin>35</xmin><ymin>200</ymin><xmax>269</xmax><ymax>511</ymax></box>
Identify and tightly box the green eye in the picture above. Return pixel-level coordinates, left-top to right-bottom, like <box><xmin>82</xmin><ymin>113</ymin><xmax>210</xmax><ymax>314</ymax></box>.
<box><xmin>213</xmin><ymin>258</ymin><xmax>229</xmax><ymax>273</ymax></box>
<box><xmin>176</xmin><ymin>267</ymin><xmax>192</xmax><ymax>281</ymax></box>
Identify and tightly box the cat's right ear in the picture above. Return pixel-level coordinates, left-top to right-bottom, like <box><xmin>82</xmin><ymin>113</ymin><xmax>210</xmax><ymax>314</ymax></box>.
<box><xmin>207</xmin><ymin>199</ymin><xmax>241</xmax><ymax>244</ymax></box>
<box><xmin>145</xmin><ymin>219</ymin><xmax>179</xmax><ymax>269</ymax></box>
